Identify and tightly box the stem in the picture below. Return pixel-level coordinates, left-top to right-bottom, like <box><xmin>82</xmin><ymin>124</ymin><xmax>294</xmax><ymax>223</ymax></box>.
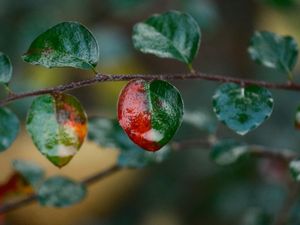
<box><xmin>1</xmin><ymin>71</ymin><xmax>300</xmax><ymax>106</ymax></box>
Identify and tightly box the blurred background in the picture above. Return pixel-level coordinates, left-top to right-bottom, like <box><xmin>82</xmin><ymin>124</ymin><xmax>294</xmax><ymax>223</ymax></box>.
<box><xmin>1</xmin><ymin>0</ymin><xmax>300</xmax><ymax>224</ymax></box>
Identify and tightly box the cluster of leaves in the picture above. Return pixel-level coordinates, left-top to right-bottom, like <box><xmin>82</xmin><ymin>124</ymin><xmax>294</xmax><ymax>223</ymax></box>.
<box><xmin>0</xmin><ymin>160</ymin><xmax>86</xmax><ymax>207</ymax></box>
<box><xmin>0</xmin><ymin>10</ymin><xmax>300</xmax><ymax>208</ymax></box>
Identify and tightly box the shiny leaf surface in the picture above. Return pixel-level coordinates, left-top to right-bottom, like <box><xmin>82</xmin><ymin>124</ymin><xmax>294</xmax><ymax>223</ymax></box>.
<box><xmin>26</xmin><ymin>93</ymin><xmax>87</xmax><ymax>167</ymax></box>
<box><xmin>118</xmin><ymin>79</ymin><xmax>183</xmax><ymax>151</ymax></box>
<box><xmin>212</xmin><ymin>83</ymin><xmax>273</xmax><ymax>135</ymax></box>
<box><xmin>22</xmin><ymin>22</ymin><xmax>99</xmax><ymax>70</ymax></box>
<box><xmin>132</xmin><ymin>10</ymin><xmax>201</xmax><ymax>64</ymax></box>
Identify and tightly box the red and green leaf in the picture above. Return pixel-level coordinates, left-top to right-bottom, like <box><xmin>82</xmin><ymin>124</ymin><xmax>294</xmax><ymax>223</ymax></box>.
<box><xmin>118</xmin><ymin>79</ymin><xmax>183</xmax><ymax>151</ymax></box>
<box><xmin>26</xmin><ymin>93</ymin><xmax>87</xmax><ymax>167</ymax></box>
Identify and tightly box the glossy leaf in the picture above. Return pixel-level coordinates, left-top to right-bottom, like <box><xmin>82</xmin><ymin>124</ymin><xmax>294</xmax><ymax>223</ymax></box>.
<box><xmin>289</xmin><ymin>159</ymin><xmax>300</xmax><ymax>181</ymax></box>
<box><xmin>26</xmin><ymin>93</ymin><xmax>87</xmax><ymax>167</ymax></box>
<box><xmin>132</xmin><ymin>10</ymin><xmax>201</xmax><ymax>64</ymax></box>
<box><xmin>248</xmin><ymin>31</ymin><xmax>298</xmax><ymax>74</ymax></box>
<box><xmin>38</xmin><ymin>176</ymin><xmax>86</xmax><ymax>207</ymax></box>
<box><xmin>210</xmin><ymin>140</ymin><xmax>248</xmax><ymax>166</ymax></box>
<box><xmin>118</xmin><ymin>79</ymin><xmax>183</xmax><ymax>151</ymax></box>
<box><xmin>212</xmin><ymin>83</ymin><xmax>273</xmax><ymax>135</ymax></box>
<box><xmin>0</xmin><ymin>52</ymin><xmax>12</xmax><ymax>84</ymax></box>
<box><xmin>12</xmin><ymin>160</ymin><xmax>45</xmax><ymax>189</ymax></box>
<box><xmin>22</xmin><ymin>22</ymin><xmax>99</xmax><ymax>70</ymax></box>
<box><xmin>0</xmin><ymin>107</ymin><xmax>20</xmax><ymax>151</ymax></box>
<box><xmin>88</xmin><ymin>117</ymin><xmax>171</xmax><ymax>168</ymax></box>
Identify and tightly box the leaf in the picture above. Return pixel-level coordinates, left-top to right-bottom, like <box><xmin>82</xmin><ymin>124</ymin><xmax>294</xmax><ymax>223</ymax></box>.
<box><xmin>0</xmin><ymin>52</ymin><xmax>12</xmax><ymax>84</ymax></box>
<box><xmin>210</xmin><ymin>139</ymin><xmax>248</xmax><ymax>166</ymax></box>
<box><xmin>12</xmin><ymin>160</ymin><xmax>45</xmax><ymax>189</ymax></box>
<box><xmin>22</xmin><ymin>22</ymin><xmax>99</xmax><ymax>70</ymax></box>
<box><xmin>212</xmin><ymin>83</ymin><xmax>274</xmax><ymax>135</ymax></box>
<box><xmin>38</xmin><ymin>176</ymin><xmax>86</xmax><ymax>207</ymax></box>
<box><xmin>289</xmin><ymin>159</ymin><xmax>300</xmax><ymax>181</ymax></box>
<box><xmin>88</xmin><ymin>117</ymin><xmax>171</xmax><ymax>168</ymax></box>
<box><xmin>132</xmin><ymin>10</ymin><xmax>201</xmax><ymax>64</ymax></box>
<box><xmin>118</xmin><ymin>79</ymin><xmax>184</xmax><ymax>151</ymax></box>
<box><xmin>0</xmin><ymin>107</ymin><xmax>20</xmax><ymax>152</ymax></box>
<box><xmin>248</xmin><ymin>31</ymin><xmax>298</xmax><ymax>74</ymax></box>
<box><xmin>26</xmin><ymin>93</ymin><xmax>87</xmax><ymax>168</ymax></box>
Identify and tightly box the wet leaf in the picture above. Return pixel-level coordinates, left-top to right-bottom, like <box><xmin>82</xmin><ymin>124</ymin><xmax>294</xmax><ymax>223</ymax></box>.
<box><xmin>22</xmin><ymin>22</ymin><xmax>99</xmax><ymax>70</ymax></box>
<box><xmin>132</xmin><ymin>10</ymin><xmax>201</xmax><ymax>64</ymax></box>
<box><xmin>212</xmin><ymin>83</ymin><xmax>274</xmax><ymax>135</ymax></box>
<box><xmin>26</xmin><ymin>93</ymin><xmax>87</xmax><ymax>167</ymax></box>
<box><xmin>118</xmin><ymin>79</ymin><xmax>183</xmax><ymax>151</ymax></box>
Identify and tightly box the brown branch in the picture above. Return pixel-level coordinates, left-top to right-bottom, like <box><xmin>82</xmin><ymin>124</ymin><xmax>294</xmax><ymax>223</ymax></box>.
<box><xmin>1</xmin><ymin>71</ymin><xmax>300</xmax><ymax>106</ymax></box>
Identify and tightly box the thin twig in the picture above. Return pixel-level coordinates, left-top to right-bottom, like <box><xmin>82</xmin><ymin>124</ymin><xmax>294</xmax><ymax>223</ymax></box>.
<box><xmin>1</xmin><ymin>72</ymin><xmax>300</xmax><ymax>106</ymax></box>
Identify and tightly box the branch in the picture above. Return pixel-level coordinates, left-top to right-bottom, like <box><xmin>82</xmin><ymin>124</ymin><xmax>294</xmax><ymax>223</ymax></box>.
<box><xmin>0</xmin><ymin>139</ymin><xmax>298</xmax><ymax>215</ymax></box>
<box><xmin>1</xmin><ymin>71</ymin><xmax>300</xmax><ymax>106</ymax></box>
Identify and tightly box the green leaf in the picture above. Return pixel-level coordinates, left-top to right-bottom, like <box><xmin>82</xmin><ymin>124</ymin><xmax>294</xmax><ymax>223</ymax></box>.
<box><xmin>12</xmin><ymin>159</ymin><xmax>45</xmax><ymax>189</ymax></box>
<box><xmin>248</xmin><ymin>31</ymin><xmax>298</xmax><ymax>75</ymax></box>
<box><xmin>0</xmin><ymin>107</ymin><xmax>20</xmax><ymax>151</ymax></box>
<box><xmin>88</xmin><ymin>117</ymin><xmax>171</xmax><ymax>168</ymax></box>
<box><xmin>212</xmin><ymin>83</ymin><xmax>274</xmax><ymax>135</ymax></box>
<box><xmin>132</xmin><ymin>10</ymin><xmax>201</xmax><ymax>64</ymax></box>
<box><xmin>38</xmin><ymin>176</ymin><xmax>86</xmax><ymax>207</ymax></box>
<box><xmin>210</xmin><ymin>139</ymin><xmax>248</xmax><ymax>166</ymax></box>
<box><xmin>22</xmin><ymin>22</ymin><xmax>99</xmax><ymax>70</ymax></box>
<box><xmin>289</xmin><ymin>159</ymin><xmax>300</xmax><ymax>181</ymax></box>
<box><xmin>26</xmin><ymin>94</ymin><xmax>87</xmax><ymax>168</ymax></box>
<box><xmin>0</xmin><ymin>52</ymin><xmax>12</xmax><ymax>84</ymax></box>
